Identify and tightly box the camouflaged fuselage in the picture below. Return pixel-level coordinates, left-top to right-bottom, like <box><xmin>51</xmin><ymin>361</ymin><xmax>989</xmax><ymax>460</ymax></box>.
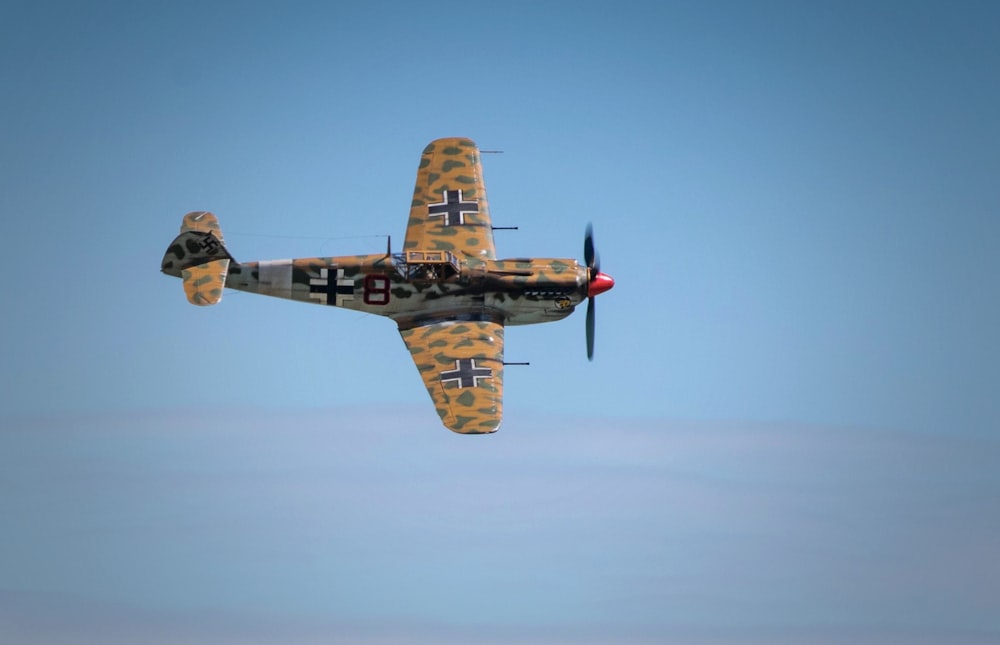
<box><xmin>224</xmin><ymin>254</ymin><xmax>590</xmax><ymax>328</ymax></box>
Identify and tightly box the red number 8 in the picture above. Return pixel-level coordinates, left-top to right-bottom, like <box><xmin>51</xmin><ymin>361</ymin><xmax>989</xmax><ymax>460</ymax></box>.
<box><xmin>364</xmin><ymin>275</ymin><xmax>390</xmax><ymax>305</ymax></box>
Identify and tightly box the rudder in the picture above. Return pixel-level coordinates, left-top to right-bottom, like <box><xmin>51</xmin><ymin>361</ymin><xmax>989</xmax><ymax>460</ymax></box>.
<box><xmin>161</xmin><ymin>211</ymin><xmax>234</xmax><ymax>306</ymax></box>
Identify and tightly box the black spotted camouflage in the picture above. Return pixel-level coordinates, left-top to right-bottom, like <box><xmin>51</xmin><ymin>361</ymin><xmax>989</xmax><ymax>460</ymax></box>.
<box><xmin>161</xmin><ymin>140</ymin><xmax>605</xmax><ymax>433</ymax></box>
<box><xmin>405</xmin><ymin>138</ymin><xmax>496</xmax><ymax>262</ymax></box>
<box><xmin>173</xmin><ymin>212</ymin><xmax>229</xmax><ymax>305</ymax></box>
<box><xmin>400</xmin><ymin>321</ymin><xmax>504</xmax><ymax>434</ymax></box>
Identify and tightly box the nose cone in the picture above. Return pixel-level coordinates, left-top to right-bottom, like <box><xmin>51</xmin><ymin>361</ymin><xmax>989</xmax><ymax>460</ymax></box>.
<box><xmin>588</xmin><ymin>271</ymin><xmax>615</xmax><ymax>298</ymax></box>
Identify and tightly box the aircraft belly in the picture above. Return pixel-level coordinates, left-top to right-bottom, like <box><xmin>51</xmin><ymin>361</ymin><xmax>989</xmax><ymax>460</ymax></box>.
<box><xmin>388</xmin><ymin>289</ymin><xmax>493</xmax><ymax>326</ymax></box>
<box><xmin>224</xmin><ymin>262</ymin><xmax>542</xmax><ymax>325</ymax></box>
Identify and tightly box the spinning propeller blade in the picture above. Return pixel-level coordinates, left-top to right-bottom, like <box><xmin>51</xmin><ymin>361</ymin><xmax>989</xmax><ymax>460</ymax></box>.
<box><xmin>583</xmin><ymin>224</ymin><xmax>614</xmax><ymax>361</ymax></box>
<box><xmin>586</xmin><ymin>296</ymin><xmax>596</xmax><ymax>360</ymax></box>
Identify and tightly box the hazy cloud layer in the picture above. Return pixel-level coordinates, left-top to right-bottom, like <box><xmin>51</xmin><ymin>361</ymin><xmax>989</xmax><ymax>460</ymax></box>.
<box><xmin>2</xmin><ymin>408</ymin><xmax>997</xmax><ymax>643</ymax></box>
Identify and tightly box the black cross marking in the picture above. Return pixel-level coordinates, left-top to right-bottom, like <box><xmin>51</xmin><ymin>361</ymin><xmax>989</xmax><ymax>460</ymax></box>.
<box><xmin>439</xmin><ymin>358</ymin><xmax>493</xmax><ymax>388</ymax></box>
<box><xmin>309</xmin><ymin>268</ymin><xmax>354</xmax><ymax>306</ymax></box>
<box><xmin>427</xmin><ymin>189</ymin><xmax>479</xmax><ymax>226</ymax></box>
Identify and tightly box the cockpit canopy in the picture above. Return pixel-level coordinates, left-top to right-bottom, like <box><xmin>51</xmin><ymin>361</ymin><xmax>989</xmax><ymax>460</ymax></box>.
<box><xmin>401</xmin><ymin>249</ymin><xmax>461</xmax><ymax>281</ymax></box>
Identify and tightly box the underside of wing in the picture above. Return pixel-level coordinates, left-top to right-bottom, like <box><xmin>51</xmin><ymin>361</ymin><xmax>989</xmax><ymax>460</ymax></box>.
<box><xmin>400</xmin><ymin>320</ymin><xmax>504</xmax><ymax>434</ymax></box>
<box><xmin>404</xmin><ymin>137</ymin><xmax>496</xmax><ymax>262</ymax></box>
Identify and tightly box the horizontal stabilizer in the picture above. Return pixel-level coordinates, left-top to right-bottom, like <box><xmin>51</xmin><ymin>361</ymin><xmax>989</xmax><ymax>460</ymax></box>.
<box><xmin>181</xmin><ymin>257</ymin><xmax>230</xmax><ymax>305</ymax></box>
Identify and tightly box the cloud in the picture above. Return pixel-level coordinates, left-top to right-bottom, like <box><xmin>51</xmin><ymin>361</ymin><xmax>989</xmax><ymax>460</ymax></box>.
<box><xmin>1</xmin><ymin>408</ymin><xmax>998</xmax><ymax>644</ymax></box>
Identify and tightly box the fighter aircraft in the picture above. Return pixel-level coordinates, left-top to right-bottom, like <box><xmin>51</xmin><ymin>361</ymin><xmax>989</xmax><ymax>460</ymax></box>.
<box><xmin>161</xmin><ymin>137</ymin><xmax>614</xmax><ymax>434</ymax></box>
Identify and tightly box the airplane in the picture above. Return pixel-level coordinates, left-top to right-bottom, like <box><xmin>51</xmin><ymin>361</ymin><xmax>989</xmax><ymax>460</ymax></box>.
<box><xmin>161</xmin><ymin>137</ymin><xmax>614</xmax><ymax>434</ymax></box>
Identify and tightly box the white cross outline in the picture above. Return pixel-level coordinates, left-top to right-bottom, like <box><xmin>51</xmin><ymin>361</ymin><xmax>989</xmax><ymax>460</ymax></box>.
<box><xmin>439</xmin><ymin>358</ymin><xmax>494</xmax><ymax>389</ymax></box>
<box><xmin>427</xmin><ymin>189</ymin><xmax>479</xmax><ymax>226</ymax></box>
<box><xmin>309</xmin><ymin>268</ymin><xmax>355</xmax><ymax>306</ymax></box>
<box><xmin>308</xmin><ymin>268</ymin><xmax>331</xmax><ymax>305</ymax></box>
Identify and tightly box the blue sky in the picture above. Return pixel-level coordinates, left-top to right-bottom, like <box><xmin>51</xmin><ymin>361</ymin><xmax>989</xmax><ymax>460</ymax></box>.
<box><xmin>1</xmin><ymin>1</ymin><xmax>999</xmax><ymax>643</ymax></box>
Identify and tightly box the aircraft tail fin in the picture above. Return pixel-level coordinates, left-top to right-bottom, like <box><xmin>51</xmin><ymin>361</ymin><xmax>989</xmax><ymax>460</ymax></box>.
<box><xmin>161</xmin><ymin>211</ymin><xmax>235</xmax><ymax>306</ymax></box>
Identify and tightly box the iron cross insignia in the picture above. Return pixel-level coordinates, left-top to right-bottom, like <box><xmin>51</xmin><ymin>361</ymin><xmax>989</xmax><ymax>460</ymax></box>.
<box><xmin>309</xmin><ymin>268</ymin><xmax>355</xmax><ymax>306</ymax></box>
<box><xmin>427</xmin><ymin>189</ymin><xmax>479</xmax><ymax>226</ymax></box>
<box><xmin>439</xmin><ymin>358</ymin><xmax>493</xmax><ymax>388</ymax></box>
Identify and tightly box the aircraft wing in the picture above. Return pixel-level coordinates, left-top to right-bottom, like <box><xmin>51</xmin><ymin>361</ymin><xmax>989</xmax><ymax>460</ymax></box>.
<box><xmin>404</xmin><ymin>137</ymin><xmax>497</xmax><ymax>261</ymax></box>
<box><xmin>400</xmin><ymin>320</ymin><xmax>504</xmax><ymax>434</ymax></box>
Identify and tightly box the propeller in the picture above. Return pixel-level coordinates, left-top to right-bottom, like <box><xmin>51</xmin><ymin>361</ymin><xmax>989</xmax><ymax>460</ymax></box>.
<box><xmin>584</xmin><ymin>224</ymin><xmax>614</xmax><ymax>360</ymax></box>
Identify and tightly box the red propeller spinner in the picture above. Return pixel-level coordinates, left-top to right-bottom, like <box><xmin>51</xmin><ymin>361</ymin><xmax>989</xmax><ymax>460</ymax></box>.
<box><xmin>588</xmin><ymin>271</ymin><xmax>615</xmax><ymax>298</ymax></box>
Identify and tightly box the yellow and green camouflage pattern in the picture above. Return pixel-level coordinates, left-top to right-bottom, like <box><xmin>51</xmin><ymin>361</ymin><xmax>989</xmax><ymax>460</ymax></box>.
<box><xmin>405</xmin><ymin>137</ymin><xmax>496</xmax><ymax>262</ymax></box>
<box><xmin>161</xmin><ymin>138</ymin><xmax>612</xmax><ymax>433</ymax></box>
<box><xmin>180</xmin><ymin>211</ymin><xmax>224</xmax><ymax>239</ymax></box>
<box><xmin>163</xmin><ymin>211</ymin><xmax>231</xmax><ymax>306</ymax></box>
<box><xmin>400</xmin><ymin>320</ymin><xmax>504</xmax><ymax>434</ymax></box>
<box><xmin>207</xmin><ymin>254</ymin><xmax>587</xmax><ymax>329</ymax></box>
